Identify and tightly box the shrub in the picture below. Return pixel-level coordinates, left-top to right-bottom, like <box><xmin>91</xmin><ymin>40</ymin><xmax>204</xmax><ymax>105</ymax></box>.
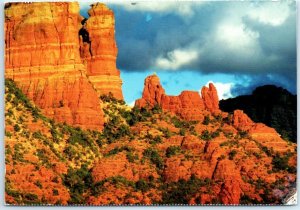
<box><xmin>203</xmin><ymin>115</ymin><xmax>210</xmax><ymax>125</ymax></box>
<box><xmin>272</xmin><ymin>153</ymin><xmax>290</xmax><ymax>172</ymax></box>
<box><xmin>237</xmin><ymin>130</ymin><xmax>248</xmax><ymax>138</ymax></box>
<box><xmin>135</xmin><ymin>179</ymin><xmax>151</xmax><ymax>192</ymax></box>
<box><xmin>152</xmin><ymin>103</ymin><xmax>162</xmax><ymax>114</ymax></box>
<box><xmin>34</xmin><ymin>180</ymin><xmax>43</xmax><ymax>189</ymax></box>
<box><xmin>63</xmin><ymin>165</ymin><xmax>93</xmax><ymax>204</ymax></box>
<box><xmin>152</xmin><ymin>135</ymin><xmax>162</xmax><ymax>144</ymax></box>
<box><xmin>32</xmin><ymin>131</ymin><xmax>44</xmax><ymax>140</ymax></box>
<box><xmin>143</xmin><ymin>148</ymin><xmax>164</xmax><ymax>170</ymax></box>
<box><xmin>126</xmin><ymin>151</ymin><xmax>139</xmax><ymax>163</ymax></box>
<box><xmin>166</xmin><ymin>146</ymin><xmax>182</xmax><ymax>158</ymax></box>
<box><xmin>5</xmin><ymin>131</ymin><xmax>12</xmax><ymax>138</ymax></box>
<box><xmin>229</xmin><ymin>150</ymin><xmax>237</xmax><ymax>160</ymax></box>
<box><xmin>162</xmin><ymin>175</ymin><xmax>208</xmax><ymax>204</ymax></box>
<box><xmin>52</xmin><ymin>189</ymin><xmax>59</xmax><ymax>196</ymax></box>
<box><xmin>24</xmin><ymin>193</ymin><xmax>38</xmax><ymax>202</ymax></box>
<box><xmin>200</xmin><ymin>130</ymin><xmax>212</xmax><ymax>141</ymax></box>
<box><xmin>179</xmin><ymin>128</ymin><xmax>186</xmax><ymax>136</ymax></box>
<box><xmin>105</xmin><ymin>146</ymin><xmax>133</xmax><ymax>157</ymax></box>
<box><xmin>211</xmin><ymin>130</ymin><xmax>220</xmax><ymax>138</ymax></box>
<box><xmin>13</xmin><ymin>124</ymin><xmax>21</xmax><ymax>132</ymax></box>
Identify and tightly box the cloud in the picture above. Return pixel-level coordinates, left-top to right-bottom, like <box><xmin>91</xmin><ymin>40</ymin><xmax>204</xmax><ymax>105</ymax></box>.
<box><xmin>204</xmin><ymin>81</ymin><xmax>233</xmax><ymax>100</ymax></box>
<box><xmin>109</xmin><ymin>1</ymin><xmax>205</xmax><ymax>17</ymax></box>
<box><xmin>79</xmin><ymin>1</ymin><xmax>296</xmax><ymax>94</ymax></box>
<box><xmin>231</xmin><ymin>74</ymin><xmax>296</xmax><ymax>96</ymax></box>
<box><xmin>247</xmin><ymin>1</ymin><xmax>291</xmax><ymax>26</ymax></box>
<box><xmin>155</xmin><ymin>49</ymin><xmax>198</xmax><ymax>70</ymax></box>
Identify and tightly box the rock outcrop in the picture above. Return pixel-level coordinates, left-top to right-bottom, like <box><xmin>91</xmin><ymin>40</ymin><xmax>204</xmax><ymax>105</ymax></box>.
<box><xmin>79</xmin><ymin>3</ymin><xmax>123</xmax><ymax>99</ymax></box>
<box><xmin>201</xmin><ymin>83</ymin><xmax>219</xmax><ymax>113</ymax></box>
<box><xmin>5</xmin><ymin>2</ymin><xmax>123</xmax><ymax>130</ymax></box>
<box><xmin>135</xmin><ymin>74</ymin><xmax>219</xmax><ymax>121</ymax></box>
<box><xmin>232</xmin><ymin>110</ymin><xmax>255</xmax><ymax>131</ymax></box>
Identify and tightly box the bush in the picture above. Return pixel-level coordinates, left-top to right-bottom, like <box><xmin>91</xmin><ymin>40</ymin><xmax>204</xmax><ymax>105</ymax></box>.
<box><xmin>162</xmin><ymin>175</ymin><xmax>208</xmax><ymax>204</ymax></box>
<box><xmin>179</xmin><ymin>128</ymin><xmax>186</xmax><ymax>136</ymax></box>
<box><xmin>272</xmin><ymin>153</ymin><xmax>290</xmax><ymax>172</ymax></box>
<box><xmin>237</xmin><ymin>130</ymin><xmax>248</xmax><ymax>138</ymax></box>
<box><xmin>166</xmin><ymin>146</ymin><xmax>182</xmax><ymax>158</ymax></box>
<box><xmin>13</xmin><ymin>124</ymin><xmax>21</xmax><ymax>132</ymax></box>
<box><xmin>203</xmin><ymin>115</ymin><xmax>210</xmax><ymax>125</ymax></box>
<box><xmin>200</xmin><ymin>130</ymin><xmax>212</xmax><ymax>141</ymax></box>
<box><xmin>103</xmin><ymin>115</ymin><xmax>131</xmax><ymax>143</ymax></box>
<box><xmin>34</xmin><ymin>180</ymin><xmax>43</xmax><ymax>189</ymax></box>
<box><xmin>229</xmin><ymin>150</ymin><xmax>237</xmax><ymax>160</ymax></box>
<box><xmin>126</xmin><ymin>151</ymin><xmax>139</xmax><ymax>163</ymax></box>
<box><xmin>52</xmin><ymin>189</ymin><xmax>59</xmax><ymax>196</ymax></box>
<box><xmin>143</xmin><ymin>148</ymin><xmax>164</xmax><ymax>170</ymax></box>
<box><xmin>105</xmin><ymin>146</ymin><xmax>133</xmax><ymax>157</ymax></box>
<box><xmin>135</xmin><ymin>179</ymin><xmax>151</xmax><ymax>192</ymax></box>
<box><xmin>63</xmin><ymin>165</ymin><xmax>93</xmax><ymax>204</ymax></box>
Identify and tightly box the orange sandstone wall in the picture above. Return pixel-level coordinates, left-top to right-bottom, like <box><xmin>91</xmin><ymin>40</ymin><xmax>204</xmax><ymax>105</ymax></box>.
<box><xmin>135</xmin><ymin>74</ymin><xmax>218</xmax><ymax>121</ymax></box>
<box><xmin>5</xmin><ymin>2</ymin><xmax>104</xmax><ymax>130</ymax></box>
<box><xmin>79</xmin><ymin>3</ymin><xmax>123</xmax><ymax>100</ymax></box>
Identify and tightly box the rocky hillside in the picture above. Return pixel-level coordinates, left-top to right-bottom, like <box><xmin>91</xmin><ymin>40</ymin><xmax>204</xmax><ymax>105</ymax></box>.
<box><xmin>220</xmin><ymin>85</ymin><xmax>297</xmax><ymax>142</ymax></box>
<box><xmin>4</xmin><ymin>1</ymin><xmax>297</xmax><ymax>206</ymax></box>
<box><xmin>5</xmin><ymin>77</ymin><xmax>297</xmax><ymax>205</ymax></box>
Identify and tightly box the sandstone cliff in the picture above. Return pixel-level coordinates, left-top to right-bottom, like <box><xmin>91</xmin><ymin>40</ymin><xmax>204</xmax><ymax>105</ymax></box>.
<box><xmin>5</xmin><ymin>2</ymin><xmax>123</xmax><ymax>130</ymax></box>
<box><xmin>79</xmin><ymin>3</ymin><xmax>123</xmax><ymax>99</ymax></box>
<box><xmin>135</xmin><ymin>74</ymin><xmax>218</xmax><ymax>121</ymax></box>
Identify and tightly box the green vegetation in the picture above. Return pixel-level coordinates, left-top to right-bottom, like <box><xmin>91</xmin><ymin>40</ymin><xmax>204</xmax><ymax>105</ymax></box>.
<box><xmin>166</xmin><ymin>146</ymin><xmax>182</xmax><ymax>158</ymax></box>
<box><xmin>63</xmin><ymin>165</ymin><xmax>93</xmax><ymax>204</ymax></box>
<box><xmin>200</xmin><ymin>130</ymin><xmax>211</xmax><ymax>141</ymax></box>
<box><xmin>228</xmin><ymin>150</ymin><xmax>237</xmax><ymax>160</ymax></box>
<box><xmin>100</xmin><ymin>92</ymin><xmax>125</xmax><ymax>105</ymax></box>
<box><xmin>143</xmin><ymin>148</ymin><xmax>164</xmax><ymax>170</ymax></box>
<box><xmin>161</xmin><ymin>175</ymin><xmax>212</xmax><ymax>204</ymax></box>
<box><xmin>6</xmin><ymin>78</ymin><xmax>46</xmax><ymax>121</ymax></box>
<box><xmin>202</xmin><ymin>115</ymin><xmax>210</xmax><ymax>125</ymax></box>
<box><xmin>272</xmin><ymin>152</ymin><xmax>296</xmax><ymax>173</ymax></box>
<box><xmin>6</xmin><ymin>181</ymin><xmax>40</xmax><ymax>204</ymax></box>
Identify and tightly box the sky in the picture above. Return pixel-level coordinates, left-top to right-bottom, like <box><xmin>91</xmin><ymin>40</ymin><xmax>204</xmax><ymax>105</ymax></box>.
<box><xmin>79</xmin><ymin>0</ymin><xmax>296</xmax><ymax>105</ymax></box>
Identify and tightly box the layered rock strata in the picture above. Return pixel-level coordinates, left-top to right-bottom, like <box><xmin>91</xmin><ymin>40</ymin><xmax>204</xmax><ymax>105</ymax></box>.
<box><xmin>79</xmin><ymin>3</ymin><xmax>123</xmax><ymax>99</ymax></box>
<box><xmin>5</xmin><ymin>2</ymin><xmax>124</xmax><ymax>130</ymax></box>
<box><xmin>5</xmin><ymin>2</ymin><xmax>105</xmax><ymax>130</ymax></box>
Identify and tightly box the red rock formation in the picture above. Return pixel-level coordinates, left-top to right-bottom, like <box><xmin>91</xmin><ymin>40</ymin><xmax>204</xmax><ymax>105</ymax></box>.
<box><xmin>201</xmin><ymin>83</ymin><xmax>219</xmax><ymax>113</ymax></box>
<box><xmin>5</xmin><ymin>2</ymin><xmax>105</xmax><ymax>130</ymax></box>
<box><xmin>233</xmin><ymin>110</ymin><xmax>278</xmax><ymax>134</ymax></box>
<box><xmin>212</xmin><ymin>160</ymin><xmax>242</xmax><ymax>204</ymax></box>
<box><xmin>135</xmin><ymin>75</ymin><xmax>165</xmax><ymax>107</ymax></box>
<box><xmin>232</xmin><ymin>110</ymin><xmax>254</xmax><ymax>131</ymax></box>
<box><xmin>79</xmin><ymin>3</ymin><xmax>123</xmax><ymax>100</ymax></box>
<box><xmin>135</xmin><ymin>74</ymin><xmax>214</xmax><ymax>121</ymax></box>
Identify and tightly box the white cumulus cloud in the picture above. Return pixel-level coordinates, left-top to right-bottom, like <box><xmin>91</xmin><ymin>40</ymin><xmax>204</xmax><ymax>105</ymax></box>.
<box><xmin>247</xmin><ymin>2</ymin><xmax>291</xmax><ymax>26</ymax></box>
<box><xmin>204</xmin><ymin>81</ymin><xmax>233</xmax><ymax>100</ymax></box>
<box><xmin>155</xmin><ymin>49</ymin><xmax>198</xmax><ymax>70</ymax></box>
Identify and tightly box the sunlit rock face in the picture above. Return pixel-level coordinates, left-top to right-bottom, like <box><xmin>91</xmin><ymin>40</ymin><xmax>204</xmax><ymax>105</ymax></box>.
<box><xmin>79</xmin><ymin>3</ymin><xmax>123</xmax><ymax>100</ymax></box>
<box><xmin>5</xmin><ymin>2</ymin><xmax>125</xmax><ymax>130</ymax></box>
<box><xmin>135</xmin><ymin>74</ymin><xmax>220</xmax><ymax>121</ymax></box>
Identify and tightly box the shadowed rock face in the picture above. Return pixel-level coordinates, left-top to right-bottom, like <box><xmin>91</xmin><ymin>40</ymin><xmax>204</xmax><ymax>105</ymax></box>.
<box><xmin>220</xmin><ymin>85</ymin><xmax>297</xmax><ymax>142</ymax></box>
<box><xmin>5</xmin><ymin>2</ymin><xmax>123</xmax><ymax>130</ymax></box>
<box><xmin>135</xmin><ymin>74</ymin><xmax>219</xmax><ymax>121</ymax></box>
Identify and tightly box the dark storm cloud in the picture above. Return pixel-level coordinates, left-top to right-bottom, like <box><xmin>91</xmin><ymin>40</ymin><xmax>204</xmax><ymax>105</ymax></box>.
<box><xmin>79</xmin><ymin>1</ymin><xmax>296</xmax><ymax>94</ymax></box>
<box><xmin>231</xmin><ymin>74</ymin><xmax>296</xmax><ymax>96</ymax></box>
